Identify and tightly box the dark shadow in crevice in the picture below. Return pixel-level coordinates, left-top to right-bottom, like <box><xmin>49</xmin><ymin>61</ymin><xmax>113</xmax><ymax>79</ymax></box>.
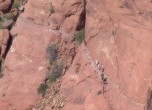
<box><xmin>2</xmin><ymin>34</ymin><xmax>13</xmax><ymax>59</ymax></box>
<box><xmin>76</xmin><ymin>0</ymin><xmax>86</xmax><ymax>31</ymax></box>
<box><xmin>2</xmin><ymin>0</ymin><xmax>14</xmax><ymax>14</ymax></box>
<box><xmin>147</xmin><ymin>88</ymin><xmax>152</xmax><ymax>110</ymax></box>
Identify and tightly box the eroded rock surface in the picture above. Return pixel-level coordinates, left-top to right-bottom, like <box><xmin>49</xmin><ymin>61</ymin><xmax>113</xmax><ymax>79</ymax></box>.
<box><xmin>0</xmin><ymin>0</ymin><xmax>152</xmax><ymax>110</ymax></box>
<box><xmin>61</xmin><ymin>0</ymin><xmax>152</xmax><ymax>110</ymax></box>
<box><xmin>0</xmin><ymin>0</ymin><xmax>84</xmax><ymax>109</ymax></box>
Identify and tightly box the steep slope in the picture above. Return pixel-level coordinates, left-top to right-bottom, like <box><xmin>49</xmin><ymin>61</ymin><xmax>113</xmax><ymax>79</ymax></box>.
<box><xmin>0</xmin><ymin>0</ymin><xmax>152</xmax><ymax>110</ymax></box>
<box><xmin>0</xmin><ymin>0</ymin><xmax>85</xmax><ymax>109</ymax></box>
<box><xmin>60</xmin><ymin>0</ymin><xmax>152</xmax><ymax>110</ymax></box>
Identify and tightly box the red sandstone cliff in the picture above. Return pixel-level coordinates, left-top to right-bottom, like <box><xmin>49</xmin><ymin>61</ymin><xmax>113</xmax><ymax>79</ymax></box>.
<box><xmin>0</xmin><ymin>0</ymin><xmax>152</xmax><ymax>110</ymax></box>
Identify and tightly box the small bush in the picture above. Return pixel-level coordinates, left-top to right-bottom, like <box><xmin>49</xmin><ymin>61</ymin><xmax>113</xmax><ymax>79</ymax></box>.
<box><xmin>50</xmin><ymin>6</ymin><xmax>55</xmax><ymax>14</ymax></box>
<box><xmin>48</xmin><ymin>63</ymin><xmax>63</xmax><ymax>83</ymax></box>
<box><xmin>47</xmin><ymin>44</ymin><xmax>57</xmax><ymax>65</ymax></box>
<box><xmin>37</xmin><ymin>83</ymin><xmax>48</xmax><ymax>96</ymax></box>
<box><xmin>2</xmin><ymin>13</ymin><xmax>16</xmax><ymax>20</ymax></box>
<box><xmin>54</xmin><ymin>89</ymin><xmax>59</xmax><ymax>96</ymax></box>
<box><xmin>0</xmin><ymin>47</ymin><xmax>3</xmax><ymax>78</ymax></box>
<box><xmin>0</xmin><ymin>70</ymin><xmax>3</xmax><ymax>78</ymax></box>
<box><xmin>75</xmin><ymin>28</ymin><xmax>85</xmax><ymax>44</ymax></box>
<box><xmin>12</xmin><ymin>0</ymin><xmax>21</xmax><ymax>9</ymax></box>
<box><xmin>0</xmin><ymin>22</ymin><xmax>5</xmax><ymax>29</ymax></box>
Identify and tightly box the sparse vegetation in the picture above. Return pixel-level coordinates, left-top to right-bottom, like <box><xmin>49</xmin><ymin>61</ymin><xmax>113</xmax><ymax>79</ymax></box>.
<box><xmin>0</xmin><ymin>22</ymin><xmax>5</xmax><ymax>29</ymax></box>
<box><xmin>0</xmin><ymin>47</ymin><xmax>3</xmax><ymax>78</ymax></box>
<box><xmin>2</xmin><ymin>13</ymin><xmax>16</xmax><ymax>20</ymax></box>
<box><xmin>12</xmin><ymin>0</ymin><xmax>21</xmax><ymax>9</ymax></box>
<box><xmin>37</xmin><ymin>44</ymin><xmax>63</xmax><ymax>96</ymax></box>
<box><xmin>50</xmin><ymin>5</ymin><xmax>55</xmax><ymax>14</ymax></box>
<box><xmin>48</xmin><ymin>62</ymin><xmax>63</xmax><ymax>83</ymax></box>
<box><xmin>54</xmin><ymin>89</ymin><xmax>59</xmax><ymax>96</ymax></box>
<box><xmin>75</xmin><ymin>28</ymin><xmax>85</xmax><ymax>44</ymax></box>
<box><xmin>37</xmin><ymin>83</ymin><xmax>48</xmax><ymax>96</ymax></box>
<box><xmin>0</xmin><ymin>13</ymin><xmax>16</xmax><ymax>29</ymax></box>
<box><xmin>47</xmin><ymin>44</ymin><xmax>58</xmax><ymax>65</ymax></box>
<box><xmin>0</xmin><ymin>61</ymin><xmax>3</xmax><ymax>78</ymax></box>
<box><xmin>47</xmin><ymin>44</ymin><xmax>63</xmax><ymax>84</ymax></box>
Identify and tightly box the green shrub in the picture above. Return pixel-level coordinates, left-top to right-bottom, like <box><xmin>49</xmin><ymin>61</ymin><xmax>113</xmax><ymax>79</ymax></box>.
<box><xmin>0</xmin><ymin>47</ymin><xmax>4</xmax><ymax>78</ymax></box>
<box><xmin>48</xmin><ymin>63</ymin><xmax>63</xmax><ymax>83</ymax></box>
<box><xmin>47</xmin><ymin>44</ymin><xmax>57</xmax><ymax>65</ymax></box>
<box><xmin>0</xmin><ymin>69</ymin><xmax>4</xmax><ymax>78</ymax></box>
<box><xmin>0</xmin><ymin>61</ymin><xmax>3</xmax><ymax>78</ymax></box>
<box><xmin>0</xmin><ymin>13</ymin><xmax>15</xmax><ymax>29</ymax></box>
<box><xmin>54</xmin><ymin>89</ymin><xmax>59</xmax><ymax>96</ymax></box>
<box><xmin>12</xmin><ymin>0</ymin><xmax>21</xmax><ymax>9</ymax></box>
<box><xmin>75</xmin><ymin>28</ymin><xmax>85</xmax><ymax>44</ymax></box>
<box><xmin>37</xmin><ymin>83</ymin><xmax>48</xmax><ymax>95</ymax></box>
<box><xmin>0</xmin><ymin>22</ymin><xmax>5</xmax><ymax>29</ymax></box>
<box><xmin>2</xmin><ymin>13</ymin><xmax>16</xmax><ymax>20</ymax></box>
<box><xmin>50</xmin><ymin>6</ymin><xmax>55</xmax><ymax>14</ymax></box>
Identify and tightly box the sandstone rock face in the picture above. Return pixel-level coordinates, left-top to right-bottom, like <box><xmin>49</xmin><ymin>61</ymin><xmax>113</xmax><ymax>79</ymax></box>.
<box><xmin>49</xmin><ymin>0</ymin><xmax>85</xmax><ymax>33</ymax></box>
<box><xmin>61</xmin><ymin>0</ymin><xmax>152</xmax><ymax>110</ymax></box>
<box><xmin>0</xmin><ymin>0</ymin><xmax>152</xmax><ymax>110</ymax></box>
<box><xmin>0</xmin><ymin>0</ymin><xmax>56</xmax><ymax>109</ymax></box>
<box><xmin>0</xmin><ymin>0</ymin><xmax>84</xmax><ymax>109</ymax></box>
<box><xmin>0</xmin><ymin>17</ymin><xmax>55</xmax><ymax>110</ymax></box>
<box><xmin>0</xmin><ymin>0</ymin><xmax>11</xmax><ymax>11</ymax></box>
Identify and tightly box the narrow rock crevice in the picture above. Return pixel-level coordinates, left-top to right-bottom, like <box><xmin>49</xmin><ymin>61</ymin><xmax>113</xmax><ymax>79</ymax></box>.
<box><xmin>0</xmin><ymin>32</ymin><xmax>13</xmax><ymax>78</ymax></box>
<box><xmin>63</xmin><ymin>0</ymin><xmax>87</xmax><ymax>71</ymax></box>
<box><xmin>2</xmin><ymin>33</ymin><xmax>13</xmax><ymax>59</ymax></box>
<box><xmin>0</xmin><ymin>0</ymin><xmax>27</xmax><ymax>78</ymax></box>
<box><xmin>35</xmin><ymin>1</ymin><xmax>87</xmax><ymax>109</ymax></box>
<box><xmin>66</xmin><ymin>0</ymin><xmax>87</xmax><ymax>69</ymax></box>
<box><xmin>76</xmin><ymin>0</ymin><xmax>86</xmax><ymax>31</ymax></box>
